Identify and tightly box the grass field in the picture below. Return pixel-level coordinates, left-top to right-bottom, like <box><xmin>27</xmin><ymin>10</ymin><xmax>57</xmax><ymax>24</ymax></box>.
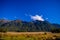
<box><xmin>0</xmin><ymin>32</ymin><xmax>60</xmax><ymax>40</ymax></box>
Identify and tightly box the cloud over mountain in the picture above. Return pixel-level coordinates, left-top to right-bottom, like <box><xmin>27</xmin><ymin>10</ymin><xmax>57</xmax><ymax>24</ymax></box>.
<box><xmin>30</xmin><ymin>15</ymin><xmax>44</xmax><ymax>21</ymax></box>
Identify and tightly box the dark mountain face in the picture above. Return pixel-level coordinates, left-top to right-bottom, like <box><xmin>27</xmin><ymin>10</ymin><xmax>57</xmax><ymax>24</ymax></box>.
<box><xmin>0</xmin><ymin>20</ymin><xmax>60</xmax><ymax>32</ymax></box>
<box><xmin>52</xmin><ymin>24</ymin><xmax>60</xmax><ymax>28</ymax></box>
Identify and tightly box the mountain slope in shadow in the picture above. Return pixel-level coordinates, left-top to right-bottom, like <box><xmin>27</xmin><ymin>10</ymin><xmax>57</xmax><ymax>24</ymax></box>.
<box><xmin>0</xmin><ymin>19</ymin><xmax>60</xmax><ymax>32</ymax></box>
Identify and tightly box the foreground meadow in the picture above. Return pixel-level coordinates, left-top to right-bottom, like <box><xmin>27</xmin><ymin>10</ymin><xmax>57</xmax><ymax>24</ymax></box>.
<box><xmin>0</xmin><ymin>32</ymin><xmax>60</xmax><ymax>40</ymax></box>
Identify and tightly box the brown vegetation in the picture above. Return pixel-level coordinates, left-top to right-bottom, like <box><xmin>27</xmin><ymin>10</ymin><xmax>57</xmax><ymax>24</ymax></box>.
<box><xmin>0</xmin><ymin>32</ymin><xmax>60</xmax><ymax>40</ymax></box>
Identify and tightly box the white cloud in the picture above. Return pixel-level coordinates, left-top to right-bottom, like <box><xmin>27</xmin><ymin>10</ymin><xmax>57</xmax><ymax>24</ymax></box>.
<box><xmin>30</xmin><ymin>15</ymin><xmax>44</xmax><ymax>21</ymax></box>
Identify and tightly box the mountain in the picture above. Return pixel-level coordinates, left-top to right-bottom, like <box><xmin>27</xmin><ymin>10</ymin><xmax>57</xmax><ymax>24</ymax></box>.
<box><xmin>0</xmin><ymin>19</ymin><xmax>60</xmax><ymax>32</ymax></box>
<box><xmin>52</xmin><ymin>24</ymin><xmax>60</xmax><ymax>28</ymax></box>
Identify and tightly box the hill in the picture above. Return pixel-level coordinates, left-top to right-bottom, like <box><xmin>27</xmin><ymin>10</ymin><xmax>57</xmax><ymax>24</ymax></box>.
<box><xmin>0</xmin><ymin>19</ymin><xmax>60</xmax><ymax>32</ymax></box>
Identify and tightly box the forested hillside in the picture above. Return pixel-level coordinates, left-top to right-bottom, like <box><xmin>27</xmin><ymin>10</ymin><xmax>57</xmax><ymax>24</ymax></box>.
<box><xmin>0</xmin><ymin>19</ymin><xmax>60</xmax><ymax>32</ymax></box>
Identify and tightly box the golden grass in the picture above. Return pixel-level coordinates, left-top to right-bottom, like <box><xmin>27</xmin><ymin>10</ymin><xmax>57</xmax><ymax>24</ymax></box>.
<box><xmin>0</xmin><ymin>32</ymin><xmax>60</xmax><ymax>40</ymax></box>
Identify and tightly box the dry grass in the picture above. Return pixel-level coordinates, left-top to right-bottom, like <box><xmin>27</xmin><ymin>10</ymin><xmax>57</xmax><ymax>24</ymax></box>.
<box><xmin>0</xmin><ymin>32</ymin><xmax>60</xmax><ymax>40</ymax></box>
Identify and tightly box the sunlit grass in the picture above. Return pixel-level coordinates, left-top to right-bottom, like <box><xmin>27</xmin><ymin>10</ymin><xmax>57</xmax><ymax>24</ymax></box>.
<box><xmin>0</xmin><ymin>32</ymin><xmax>60</xmax><ymax>40</ymax></box>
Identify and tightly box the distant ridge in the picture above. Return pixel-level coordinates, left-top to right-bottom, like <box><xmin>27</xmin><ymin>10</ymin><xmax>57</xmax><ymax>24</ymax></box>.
<box><xmin>0</xmin><ymin>19</ymin><xmax>60</xmax><ymax>32</ymax></box>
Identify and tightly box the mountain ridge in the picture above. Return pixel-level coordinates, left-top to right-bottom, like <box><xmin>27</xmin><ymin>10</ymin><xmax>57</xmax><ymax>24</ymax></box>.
<box><xmin>0</xmin><ymin>19</ymin><xmax>60</xmax><ymax>32</ymax></box>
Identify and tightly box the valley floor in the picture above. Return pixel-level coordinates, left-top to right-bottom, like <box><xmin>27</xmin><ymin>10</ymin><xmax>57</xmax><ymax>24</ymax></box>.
<box><xmin>0</xmin><ymin>32</ymin><xmax>60</xmax><ymax>40</ymax></box>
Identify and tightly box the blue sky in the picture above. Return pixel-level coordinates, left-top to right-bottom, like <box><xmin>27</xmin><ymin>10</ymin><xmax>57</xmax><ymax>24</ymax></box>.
<box><xmin>0</xmin><ymin>0</ymin><xmax>60</xmax><ymax>24</ymax></box>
